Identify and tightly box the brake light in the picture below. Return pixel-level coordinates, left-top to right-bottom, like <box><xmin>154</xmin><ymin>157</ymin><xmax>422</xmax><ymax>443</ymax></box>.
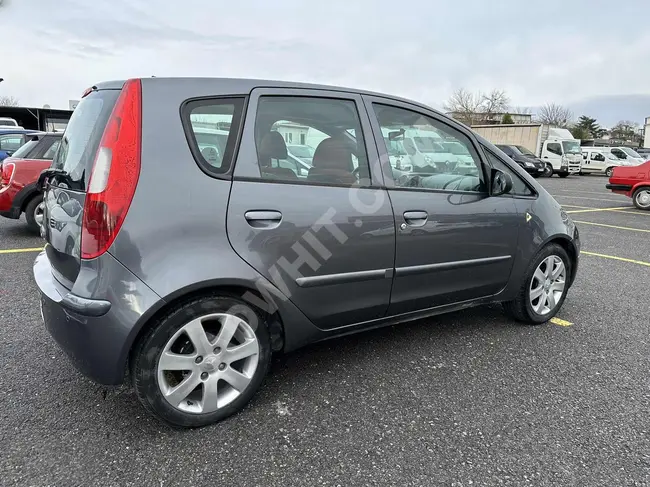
<box><xmin>81</xmin><ymin>79</ymin><xmax>141</xmax><ymax>260</ymax></box>
<box><xmin>1</xmin><ymin>162</ymin><xmax>15</xmax><ymax>187</ymax></box>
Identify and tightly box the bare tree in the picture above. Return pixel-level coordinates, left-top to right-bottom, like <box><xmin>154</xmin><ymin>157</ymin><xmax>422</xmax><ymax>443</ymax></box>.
<box><xmin>444</xmin><ymin>88</ymin><xmax>512</xmax><ymax>125</ymax></box>
<box><xmin>0</xmin><ymin>95</ymin><xmax>19</xmax><ymax>106</ymax></box>
<box><xmin>443</xmin><ymin>88</ymin><xmax>483</xmax><ymax>125</ymax></box>
<box><xmin>537</xmin><ymin>103</ymin><xmax>573</xmax><ymax>128</ymax></box>
<box><xmin>481</xmin><ymin>89</ymin><xmax>510</xmax><ymax>118</ymax></box>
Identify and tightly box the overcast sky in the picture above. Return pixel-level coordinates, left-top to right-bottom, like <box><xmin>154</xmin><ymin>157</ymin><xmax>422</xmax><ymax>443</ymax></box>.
<box><xmin>1</xmin><ymin>0</ymin><xmax>649</xmax><ymax>118</ymax></box>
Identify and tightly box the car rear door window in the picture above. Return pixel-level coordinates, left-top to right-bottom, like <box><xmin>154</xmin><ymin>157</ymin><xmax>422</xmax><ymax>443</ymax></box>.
<box><xmin>183</xmin><ymin>98</ymin><xmax>246</xmax><ymax>175</ymax></box>
<box><xmin>253</xmin><ymin>96</ymin><xmax>370</xmax><ymax>186</ymax></box>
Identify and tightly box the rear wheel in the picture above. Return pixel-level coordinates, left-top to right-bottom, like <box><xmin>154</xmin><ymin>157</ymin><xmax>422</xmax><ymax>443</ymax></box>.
<box><xmin>503</xmin><ymin>243</ymin><xmax>571</xmax><ymax>324</ymax></box>
<box><xmin>24</xmin><ymin>194</ymin><xmax>44</xmax><ymax>234</ymax></box>
<box><xmin>633</xmin><ymin>187</ymin><xmax>650</xmax><ymax>210</ymax></box>
<box><xmin>542</xmin><ymin>164</ymin><xmax>553</xmax><ymax>177</ymax></box>
<box><xmin>605</xmin><ymin>167</ymin><xmax>614</xmax><ymax>177</ymax></box>
<box><xmin>132</xmin><ymin>295</ymin><xmax>271</xmax><ymax>428</ymax></box>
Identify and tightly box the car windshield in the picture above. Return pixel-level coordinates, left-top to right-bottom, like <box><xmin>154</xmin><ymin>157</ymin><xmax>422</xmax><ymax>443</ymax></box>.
<box><xmin>288</xmin><ymin>145</ymin><xmax>315</xmax><ymax>159</ymax></box>
<box><xmin>621</xmin><ymin>147</ymin><xmax>642</xmax><ymax>158</ymax></box>
<box><xmin>562</xmin><ymin>141</ymin><xmax>582</xmax><ymax>154</ymax></box>
<box><xmin>414</xmin><ymin>137</ymin><xmax>445</xmax><ymax>153</ymax></box>
<box><xmin>9</xmin><ymin>139</ymin><xmax>39</xmax><ymax>158</ymax></box>
<box><xmin>516</xmin><ymin>145</ymin><xmax>535</xmax><ymax>156</ymax></box>
<box><xmin>442</xmin><ymin>142</ymin><xmax>470</xmax><ymax>156</ymax></box>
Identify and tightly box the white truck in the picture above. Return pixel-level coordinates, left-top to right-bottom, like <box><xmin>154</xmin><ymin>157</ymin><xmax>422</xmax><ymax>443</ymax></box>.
<box><xmin>471</xmin><ymin>123</ymin><xmax>582</xmax><ymax>177</ymax></box>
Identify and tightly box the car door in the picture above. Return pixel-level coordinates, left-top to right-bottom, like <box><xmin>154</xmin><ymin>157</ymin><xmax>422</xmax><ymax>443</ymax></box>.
<box><xmin>543</xmin><ymin>141</ymin><xmax>563</xmax><ymax>170</ymax></box>
<box><xmin>363</xmin><ymin>97</ymin><xmax>520</xmax><ymax>315</ymax></box>
<box><xmin>591</xmin><ymin>152</ymin><xmax>606</xmax><ymax>172</ymax></box>
<box><xmin>227</xmin><ymin>88</ymin><xmax>395</xmax><ymax>329</ymax></box>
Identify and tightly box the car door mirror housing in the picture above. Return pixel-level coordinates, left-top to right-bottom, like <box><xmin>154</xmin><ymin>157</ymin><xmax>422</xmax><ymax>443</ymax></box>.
<box><xmin>491</xmin><ymin>168</ymin><xmax>513</xmax><ymax>196</ymax></box>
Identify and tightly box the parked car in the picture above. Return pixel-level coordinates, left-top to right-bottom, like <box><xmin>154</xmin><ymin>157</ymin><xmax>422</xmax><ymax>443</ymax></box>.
<box><xmin>496</xmin><ymin>144</ymin><xmax>546</xmax><ymax>177</ymax></box>
<box><xmin>0</xmin><ymin>117</ymin><xmax>20</xmax><ymax>127</ymax></box>
<box><xmin>35</xmin><ymin>78</ymin><xmax>580</xmax><ymax>428</ymax></box>
<box><xmin>0</xmin><ymin>133</ymin><xmax>61</xmax><ymax>232</ymax></box>
<box><xmin>580</xmin><ymin>148</ymin><xmax>626</xmax><ymax>176</ymax></box>
<box><xmin>610</xmin><ymin>147</ymin><xmax>647</xmax><ymax>166</ymax></box>
<box><xmin>0</xmin><ymin>128</ymin><xmax>42</xmax><ymax>161</ymax></box>
<box><xmin>635</xmin><ymin>148</ymin><xmax>650</xmax><ymax>158</ymax></box>
<box><xmin>286</xmin><ymin>144</ymin><xmax>315</xmax><ymax>165</ymax></box>
<box><xmin>606</xmin><ymin>160</ymin><xmax>650</xmax><ymax>210</ymax></box>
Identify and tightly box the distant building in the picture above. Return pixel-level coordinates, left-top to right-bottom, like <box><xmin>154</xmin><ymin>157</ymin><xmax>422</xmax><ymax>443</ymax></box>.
<box><xmin>644</xmin><ymin>117</ymin><xmax>650</xmax><ymax>148</ymax></box>
<box><xmin>446</xmin><ymin>111</ymin><xmax>533</xmax><ymax>125</ymax></box>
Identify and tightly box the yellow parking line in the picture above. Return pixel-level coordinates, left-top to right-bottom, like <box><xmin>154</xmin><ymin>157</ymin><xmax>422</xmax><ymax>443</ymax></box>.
<box><xmin>560</xmin><ymin>204</ymin><xmax>596</xmax><ymax>209</ymax></box>
<box><xmin>582</xmin><ymin>251</ymin><xmax>650</xmax><ymax>268</ymax></box>
<box><xmin>552</xmin><ymin>195</ymin><xmax>628</xmax><ymax>203</ymax></box>
<box><xmin>566</xmin><ymin>206</ymin><xmax>629</xmax><ymax>214</ymax></box>
<box><xmin>574</xmin><ymin>221</ymin><xmax>650</xmax><ymax>233</ymax></box>
<box><xmin>0</xmin><ymin>247</ymin><xmax>44</xmax><ymax>255</ymax></box>
<box><xmin>550</xmin><ymin>317</ymin><xmax>573</xmax><ymax>327</ymax></box>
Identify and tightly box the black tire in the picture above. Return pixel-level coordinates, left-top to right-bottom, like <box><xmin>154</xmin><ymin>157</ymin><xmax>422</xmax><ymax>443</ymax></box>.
<box><xmin>24</xmin><ymin>194</ymin><xmax>44</xmax><ymax>234</ymax></box>
<box><xmin>632</xmin><ymin>186</ymin><xmax>650</xmax><ymax>211</ymax></box>
<box><xmin>132</xmin><ymin>295</ymin><xmax>272</xmax><ymax>428</ymax></box>
<box><xmin>558</xmin><ymin>173</ymin><xmax>569</xmax><ymax>178</ymax></box>
<box><xmin>503</xmin><ymin>243</ymin><xmax>572</xmax><ymax>325</ymax></box>
<box><xmin>605</xmin><ymin>167</ymin><xmax>614</xmax><ymax>177</ymax></box>
<box><xmin>542</xmin><ymin>164</ymin><xmax>553</xmax><ymax>177</ymax></box>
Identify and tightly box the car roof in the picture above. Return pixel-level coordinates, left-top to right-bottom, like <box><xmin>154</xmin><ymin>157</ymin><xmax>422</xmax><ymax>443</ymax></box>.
<box><xmin>95</xmin><ymin>77</ymin><xmax>447</xmax><ymax>118</ymax></box>
<box><xmin>0</xmin><ymin>128</ymin><xmax>43</xmax><ymax>135</ymax></box>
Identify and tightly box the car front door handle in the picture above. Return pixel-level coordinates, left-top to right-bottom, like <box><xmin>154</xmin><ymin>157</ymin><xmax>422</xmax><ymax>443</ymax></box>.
<box><xmin>403</xmin><ymin>211</ymin><xmax>428</xmax><ymax>227</ymax></box>
<box><xmin>244</xmin><ymin>210</ymin><xmax>282</xmax><ymax>229</ymax></box>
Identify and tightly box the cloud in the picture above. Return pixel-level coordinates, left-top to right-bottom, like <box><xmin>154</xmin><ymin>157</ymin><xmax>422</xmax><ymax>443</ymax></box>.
<box><xmin>1</xmin><ymin>0</ymin><xmax>649</xmax><ymax>118</ymax></box>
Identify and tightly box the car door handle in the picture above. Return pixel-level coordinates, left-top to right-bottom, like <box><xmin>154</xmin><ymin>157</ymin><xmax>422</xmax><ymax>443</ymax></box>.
<box><xmin>403</xmin><ymin>211</ymin><xmax>428</xmax><ymax>227</ymax></box>
<box><xmin>244</xmin><ymin>210</ymin><xmax>282</xmax><ymax>229</ymax></box>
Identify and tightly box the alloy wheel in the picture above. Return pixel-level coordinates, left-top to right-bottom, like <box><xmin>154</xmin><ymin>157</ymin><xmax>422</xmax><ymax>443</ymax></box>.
<box><xmin>157</xmin><ymin>313</ymin><xmax>260</xmax><ymax>414</ymax></box>
<box><xmin>529</xmin><ymin>255</ymin><xmax>566</xmax><ymax>316</ymax></box>
<box><xmin>635</xmin><ymin>189</ymin><xmax>650</xmax><ymax>209</ymax></box>
<box><xmin>34</xmin><ymin>202</ymin><xmax>44</xmax><ymax>227</ymax></box>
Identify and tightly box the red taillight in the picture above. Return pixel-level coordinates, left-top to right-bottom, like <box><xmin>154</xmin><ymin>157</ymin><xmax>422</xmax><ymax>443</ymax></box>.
<box><xmin>81</xmin><ymin>79</ymin><xmax>142</xmax><ymax>260</ymax></box>
<box><xmin>1</xmin><ymin>162</ymin><xmax>15</xmax><ymax>186</ymax></box>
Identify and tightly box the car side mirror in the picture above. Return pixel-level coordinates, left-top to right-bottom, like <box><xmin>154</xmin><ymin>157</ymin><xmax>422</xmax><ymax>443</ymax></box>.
<box><xmin>491</xmin><ymin>168</ymin><xmax>513</xmax><ymax>196</ymax></box>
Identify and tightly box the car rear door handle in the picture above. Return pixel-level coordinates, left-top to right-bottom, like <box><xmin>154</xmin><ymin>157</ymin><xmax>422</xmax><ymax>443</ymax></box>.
<box><xmin>403</xmin><ymin>211</ymin><xmax>428</xmax><ymax>227</ymax></box>
<box><xmin>244</xmin><ymin>210</ymin><xmax>282</xmax><ymax>229</ymax></box>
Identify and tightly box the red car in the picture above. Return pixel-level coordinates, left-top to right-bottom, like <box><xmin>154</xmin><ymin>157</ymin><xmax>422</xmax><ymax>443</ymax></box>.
<box><xmin>606</xmin><ymin>160</ymin><xmax>650</xmax><ymax>210</ymax></box>
<box><xmin>0</xmin><ymin>133</ymin><xmax>61</xmax><ymax>232</ymax></box>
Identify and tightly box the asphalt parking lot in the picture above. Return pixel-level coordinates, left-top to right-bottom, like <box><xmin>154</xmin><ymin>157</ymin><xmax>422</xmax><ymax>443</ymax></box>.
<box><xmin>1</xmin><ymin>175</ymin><xmax>649</xmax><ymax>487</ymax></box>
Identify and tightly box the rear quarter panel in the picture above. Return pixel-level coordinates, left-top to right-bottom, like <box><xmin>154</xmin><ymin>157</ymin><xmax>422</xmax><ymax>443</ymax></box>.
<box><xmin>110</xmin><ymin>78</ymin><xmax>323</xmax><ymax>352</ymax></box>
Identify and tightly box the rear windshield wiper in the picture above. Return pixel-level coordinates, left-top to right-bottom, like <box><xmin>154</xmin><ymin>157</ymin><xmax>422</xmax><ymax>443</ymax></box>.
<box><xmin>36</xmin><ymin>168</ymin><xmax>77</xmax><ymax>192</ymax></box>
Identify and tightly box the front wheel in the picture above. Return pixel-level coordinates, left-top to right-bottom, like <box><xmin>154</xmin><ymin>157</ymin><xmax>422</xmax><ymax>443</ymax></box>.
<box><xmin>503</xmin><ymin>243</ymin><xmax>571</xmax><ymax>324</ymax></box>
<box><xmin>558</xmin><ymin>173</ymin><xmax>569</xmax><ymax>178</ymax></box>
<box><xmin>132</xmin><ymin>295</ymin><xmax>271</xmax><ymax>428</ymax></box>
<box><xmin>633</xmin><ymin>187</ymin><xmax>650</xmax><ymax>210</ymax></box>
<box><xmin>24</xmin><ymin>194</ymin><xmax>44</xmax><ymax>234</ymax></box>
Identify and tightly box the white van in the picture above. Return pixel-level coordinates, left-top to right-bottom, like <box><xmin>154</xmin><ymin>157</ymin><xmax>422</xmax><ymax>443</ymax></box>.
<box><xmin>610</xmin><ymin>147</ymin><xmax>647</xmax><ymax>166</ymax></box>
<box><xmin>0</xmin><ymin>117</ymin><xmax>20</xmax><ymax>127</ymax></box>
<box><xmin>580</xmin><ymin>148</ymin><xmax>625</xmax><ymax>176</ymax></box>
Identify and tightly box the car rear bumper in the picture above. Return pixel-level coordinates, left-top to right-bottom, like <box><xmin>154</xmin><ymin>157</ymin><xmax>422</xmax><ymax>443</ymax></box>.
<box><xmin>0</xmin><ymin>185</ymin><xmax>18</xmax><ymax>216</ymax></box>
<box><xmin>34</xmin><ymin>249</ymin><xmax>162</xmax><ymax>385</ymax></box>
<box><xmin>606</xmin><ymin>183</ymin><xmax>632</xmax><ymax>191</ymax></box>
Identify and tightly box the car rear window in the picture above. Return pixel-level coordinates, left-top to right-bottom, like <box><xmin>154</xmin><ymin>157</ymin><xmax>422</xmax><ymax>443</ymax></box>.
<box><xmin>51</xmin><ymin>89</ymin><xmax>119</xmax><ymax>190</ymax></box>
<box><xmin>182</xmin><ymin>97</ymin><xmax>246</xmax><ymax>176</ymax></box>
<box><xmin>10</xmin><ymin>139</ymin><xmax>39</xmax><ymax>158</ymax></box>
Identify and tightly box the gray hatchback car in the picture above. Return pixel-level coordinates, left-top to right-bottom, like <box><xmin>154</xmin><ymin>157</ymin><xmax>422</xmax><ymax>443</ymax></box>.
<box><xmin>34</xmin><ymin>77</ymin><xmax>580</xmax><ymax>428</ymax></box>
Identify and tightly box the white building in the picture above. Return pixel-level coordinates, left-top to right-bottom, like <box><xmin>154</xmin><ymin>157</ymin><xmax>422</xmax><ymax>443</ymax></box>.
<box><xmin>644</xmin><ymin>116</ymin><xmax>650</xmax><ymax>148</ymax></box>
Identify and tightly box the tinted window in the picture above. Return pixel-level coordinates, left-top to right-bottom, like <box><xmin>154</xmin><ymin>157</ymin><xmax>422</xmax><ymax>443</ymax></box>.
<box><xmin>484</xmin><ymin>148</ymin><xmax>534</xmax><ymax>197</ymax></box>
<box><xmin>547</xmin><ymin>143</ymin><xmax>562</xmax><ymax>155</ymax></box>
<box><xmin>52</xmin><ymin>89</ymin><xmax>119</xmax><ymax>189</ymax></box>
<box><xmin>254</xmin><ymin>96</ymin><xmax>370</xmax><ymax>186</ymax></box>
<box><xmin>42</xmin><ymin>139</ymin><xmax>61</xmax><ymax>159</ymax></box>
<box><xmin>373</xmin><ymin>103</ymin><xmax>486</xmax><ymax>193</ymax></box>
<box><xmin>184</xmin><ymin>98</ymin><xmax>245</xmax><ymax>174</ymax></box>
<box><xmin>592</xmin><ymin>153</ymin><xmax>605</xmax><ymax>162</ymax></box>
